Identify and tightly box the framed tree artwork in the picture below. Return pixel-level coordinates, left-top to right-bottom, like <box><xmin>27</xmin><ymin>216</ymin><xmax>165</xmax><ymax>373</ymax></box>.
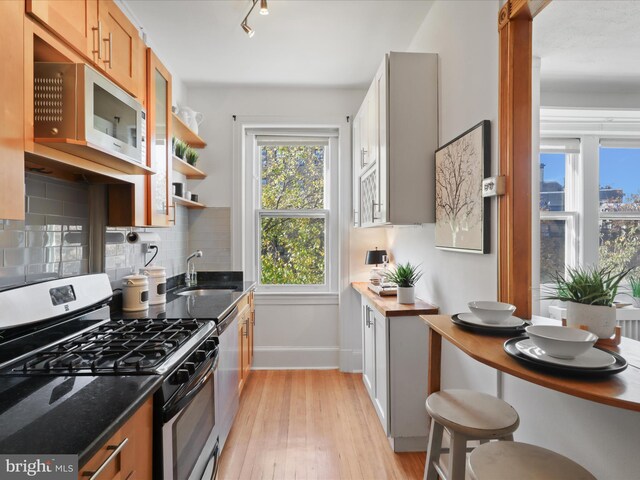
<box><xmin>435</xmin><ymin>120</ymin><xmax>491</xmax><ymax>253</ymax></box>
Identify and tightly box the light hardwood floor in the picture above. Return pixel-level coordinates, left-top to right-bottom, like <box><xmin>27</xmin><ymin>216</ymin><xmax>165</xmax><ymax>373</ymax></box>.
<box><xmin>218</xmin><ymin>370</ymin><xmax>426</xmax><ymax>480</ymax></box>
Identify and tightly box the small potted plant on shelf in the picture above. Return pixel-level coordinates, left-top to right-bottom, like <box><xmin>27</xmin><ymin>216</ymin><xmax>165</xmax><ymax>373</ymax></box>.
<box><xmin>546</xmin><ymin>265</ymin><xmax>630</xmax><ymax>338</ymax></box>
<box><xmin>174</xmin><ymin>139</ymin><xmax>187</xmax><ymax>159</ymax></box>
<box><xmin>185</xmin><ymin>147</ymin><xmax>199</xmax><ymax>167</ymax></box>
<box><xmin>628</xmin><ymin>272</ymin><xmax>640</xmax><ymax>308</ymax></box>
<box><xmin>384</xmin><ymin>262</ymin><xmax>423</xmax><ymax>304</ymax></box>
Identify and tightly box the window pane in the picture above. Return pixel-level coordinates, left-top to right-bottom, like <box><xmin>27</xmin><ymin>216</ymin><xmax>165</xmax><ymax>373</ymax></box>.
<box><xmin>261</xmin><ymin>145</ymin><xmax>325</xmax><ymax>209</ymax></box>
<box><xmin>539</xmin><ymin>153</ymin><xmax>566</xmax><ymax>211</ymax></box>
<box><xmin>599</xmin><ymin>219</ymin><xmax>640</xmax><ymax>271</ymax></box>
<box><xmin>599</xmin><ymin>147</ymin><xmax>640</xmax><ymax>213</ymax></box>
<box><xmin>540</xmin><ymin>219</ymin><xmax>566</xmax><ymax>283</ymax></box>
<box><xmin>260</xmin><ymin>216</ymin><xmax>325</xmax><ymax>285</ymax></box>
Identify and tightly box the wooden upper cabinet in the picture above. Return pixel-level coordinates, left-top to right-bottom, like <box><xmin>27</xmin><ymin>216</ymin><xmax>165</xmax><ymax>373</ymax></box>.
<box><xmin>147</xmin><ymin>49</ymin><xmax>172</xmax><ymax>226</ymax></box>
<box><xmin>26</xmin><ymin>0</ymin><xmax>98</xmax><ymax>59</ymax></box>
<box><xmin>98</xmin><ymin>0</ymin><xmax>144</xmax><ymax>99</ymax></box>
<box><xmin>27</xmin><ymin>0</ymin><xmax>144</xmax><ymax>100</ymax></box>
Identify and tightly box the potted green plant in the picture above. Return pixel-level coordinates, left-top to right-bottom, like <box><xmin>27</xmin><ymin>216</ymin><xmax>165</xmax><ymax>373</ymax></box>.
<box><xmin>628</xmin><ymin>273</ymin><xmax>640</xmax><ymax>308</ymax></box>
<box><xmin>384</xmin><ymin>262</ymin><xmax>423</xmax><ymax>304</ymax></box>
<box><xmin>185</xmin><ymin>147</ymin><xmax>199</xmax><ymax>166</ymax></box>
<box><xmin>174</xmin><ymin>139</ymin><xmax>188</xmax><ymax>159</ymax></box>
<box><xmin>547</xmin><ymin>265</ymin><xmax>630</xmax><ymax>338</ymax></box>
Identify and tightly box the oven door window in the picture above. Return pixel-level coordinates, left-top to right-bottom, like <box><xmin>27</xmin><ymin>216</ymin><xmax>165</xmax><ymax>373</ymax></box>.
<box><xmin>173</xmin><ymin>376</ymin><xmax>215</xmax><ymax>480</ymax></box>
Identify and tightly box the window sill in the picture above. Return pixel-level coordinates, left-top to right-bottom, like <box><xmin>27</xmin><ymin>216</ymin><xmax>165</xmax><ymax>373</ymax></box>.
<box><xmin>254</xmin><ymin>291</ymin><xmax>339</xmax><ymax>305</ymax></box>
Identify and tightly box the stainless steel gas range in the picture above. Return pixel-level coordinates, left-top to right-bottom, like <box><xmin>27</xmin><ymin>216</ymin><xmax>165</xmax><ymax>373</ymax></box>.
<box><xmin>0</xmin><ymin>274</ymin><xmax>220</xmax><ymax>480</ymax></box>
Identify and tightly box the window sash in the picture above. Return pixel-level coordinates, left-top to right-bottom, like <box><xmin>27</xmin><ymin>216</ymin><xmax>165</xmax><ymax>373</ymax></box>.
<box><xmin>539</xmin><ymin>212</ymin><xmax>578</xmax><ymax>281</ymax></box>
<box><xmin>256</xmin><ymin>210</ymin><xmax>329</xmax><ymax>289</ymax></box>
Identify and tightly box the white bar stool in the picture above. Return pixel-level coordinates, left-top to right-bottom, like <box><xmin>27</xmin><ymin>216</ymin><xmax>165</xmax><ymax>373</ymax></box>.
<box><xmin>468</xmin><ymin>441</ymin><xmax>597</xmax><ymax>480</ymax></box>
<box><xmin>424</xmin><ymin>389</ymin><xmax>520</xmax><ymax>480</ymax></box>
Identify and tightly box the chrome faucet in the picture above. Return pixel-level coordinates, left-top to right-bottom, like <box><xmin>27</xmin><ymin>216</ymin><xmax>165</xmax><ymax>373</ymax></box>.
<box><xmin>185</xmin><ymin>250</ymin><xmax>203</xmax><ymax>286</ymax></box>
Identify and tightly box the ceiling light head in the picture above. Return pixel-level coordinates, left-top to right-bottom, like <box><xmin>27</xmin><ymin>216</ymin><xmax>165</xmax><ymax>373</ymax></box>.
<box><xmin>260</xmin><ymin>0</ymin><xmax>269</xmax><ymax>15</ymax></box>
<box><xmin>241</xmin><ymin>21</ymin><xmax>255</xmax><ymax>38</ymax></box>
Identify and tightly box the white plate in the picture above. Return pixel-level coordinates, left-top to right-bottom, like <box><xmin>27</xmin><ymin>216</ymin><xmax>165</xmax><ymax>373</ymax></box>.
<box><xmin>458</xmin><ymin>312</ymin><xmax>525</xmax><ymax>328</ymax></box>
<box><xmin>515</xmin><ymin>339</ymin><xmax>616</xmax><ymax>369</ymax></box>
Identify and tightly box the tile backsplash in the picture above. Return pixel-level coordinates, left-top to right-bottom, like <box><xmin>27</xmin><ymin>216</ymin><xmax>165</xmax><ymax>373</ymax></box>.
<box><xmin>0</xmin><ymin>173</ymin><xmax>90</xmax><ymax>288</ymax></box>
<box><xmin>105</xmin><ymin>205</ymin><xmax>189</xmax><ymax>288</ymax></box>
<box><xmin>0</xmin><ymin>174</ymin><xmax>230</xmax><ymax>292</ymax></box>
<box><xmin>188</xmin><ymin>207</ymin><xmax>231</xmax><ymax>271</ymax></box>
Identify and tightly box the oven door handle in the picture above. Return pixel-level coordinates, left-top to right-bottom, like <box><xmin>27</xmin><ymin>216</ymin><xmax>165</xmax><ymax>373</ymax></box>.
<box><xmin>163</xmin><ymin>356</ymin><xmax>217</xmax><ymax>422</ymax></box>
<box><xmin>201</xmin><ymin>439</ymin><xmax>220</xmax><ymax>480</ymax></box>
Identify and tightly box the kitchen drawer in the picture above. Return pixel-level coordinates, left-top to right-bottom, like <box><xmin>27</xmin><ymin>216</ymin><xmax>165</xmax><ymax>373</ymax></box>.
<box><xmin>79</xmin><ymin>397</ymin><xmax>152</xmax><ymax>480</ymax></box>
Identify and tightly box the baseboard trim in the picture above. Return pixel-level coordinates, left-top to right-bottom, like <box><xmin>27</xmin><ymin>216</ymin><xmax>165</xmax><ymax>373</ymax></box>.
<box><xmin>339</xmin><ymin>348</ymin><xmax>363</xmax><ymax>372</ymax></box>
<box><xmin>388</xmin><ymin>436</ymin><xmax>428</xmax><ymax>452</ymax></box>
<box><xmin>253</xmin><ymin>346</ymin><xmax>339</xmax><ymax>369</ymax></box>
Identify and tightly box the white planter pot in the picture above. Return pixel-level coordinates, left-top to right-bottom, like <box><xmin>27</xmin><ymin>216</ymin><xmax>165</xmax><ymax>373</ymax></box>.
<box><xmin>397</xmin><ymin>286</ymin><xmax>415</xmax><ymax>304</ymax></box>
<box><xmin>565</xmin><ymin>302</ymin><xmax>616</xmax><ymax>339</ymax></box>
<box><xmin>633</xmin><ymin>297</ymin><xmax>640</xmax><ymax>308</ymax></box>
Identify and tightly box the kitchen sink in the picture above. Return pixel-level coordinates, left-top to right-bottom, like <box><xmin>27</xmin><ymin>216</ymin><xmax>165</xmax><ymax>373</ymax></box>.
<box><xmin>177</xmin><ymin>288</ymin><xmax>236</xmax><ymax>296</ymax></box>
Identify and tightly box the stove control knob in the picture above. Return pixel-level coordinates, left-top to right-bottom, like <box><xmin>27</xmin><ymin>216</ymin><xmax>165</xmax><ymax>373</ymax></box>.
<box><xmin>173</xmin><ymin>369</ymin><xmax>190</xmax><ymax>384</ymax></box>
<box><xmin>193</xmin><ymin>350</ymin><xmax>207</xmax><ymax>362</ymax></box>
<box><xmin>184</xmin><ymin>362</ymin><xmax>196</xmax><ymax>375</ymax></box>
<box><xmin>204</xmin><ymin>340</ymin><xmax>217</xmax><ymax>351</ymax></box>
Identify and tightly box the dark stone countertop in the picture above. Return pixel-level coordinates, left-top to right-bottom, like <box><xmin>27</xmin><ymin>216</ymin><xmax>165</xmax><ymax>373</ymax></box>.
<box><xmin>0</xmin><ymin>272</ymin><xmax>255</xmax><ymax>466</ymax></box>
<box><xmin>0</xmin><ymin>374</ymin><xmax>162</xmax><ymax>467</ymax></box>
<box><xmin>111</xmin><ymin>272</ymin><xmax>256</xmax><ymax>322</ymax></box>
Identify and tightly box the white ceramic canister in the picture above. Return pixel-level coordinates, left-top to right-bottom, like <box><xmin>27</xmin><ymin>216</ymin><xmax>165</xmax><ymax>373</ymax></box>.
<box><xmin>140</xmin><ymin>266</ymin><xmax>167</xmax><ymax>305</ymax></box>
<box><xmin>122</xmin><ymin>274</ymin><xmax>149</xmax><ymax>312</ymax></box>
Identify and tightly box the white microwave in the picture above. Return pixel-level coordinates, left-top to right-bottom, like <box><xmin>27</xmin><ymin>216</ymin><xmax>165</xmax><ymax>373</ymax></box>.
<box><xmin>34</xmin><ymin>62</ymin><xmax>146</xmax><ymax>166</ymax></box>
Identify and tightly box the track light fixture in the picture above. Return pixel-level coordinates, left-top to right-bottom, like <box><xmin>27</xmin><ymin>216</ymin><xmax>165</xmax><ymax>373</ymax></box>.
<box><xmin>241</xmin><ymin>21</ymin><xmax>255</xmax><ymax>38</ymax></box>
<box><xmin>260</xmin><ymin>0</ymin><xmax>269</xmax><ymax>15</ymax></box>
<box><xmin>241</xmin><ymin>0</ymin><xmax>268</xmax><ymax>37</ymax></box>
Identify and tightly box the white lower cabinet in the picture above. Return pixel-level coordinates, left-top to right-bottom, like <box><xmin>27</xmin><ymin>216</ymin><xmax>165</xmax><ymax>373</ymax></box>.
<box><xmin>360</xmin><ymin>296</ymin><xmax>430</xmax><ymax>452</ymax></box>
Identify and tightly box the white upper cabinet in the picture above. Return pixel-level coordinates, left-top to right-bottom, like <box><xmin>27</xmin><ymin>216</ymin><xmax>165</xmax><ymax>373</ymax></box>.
<box><xmin>353</xmin><ymin>52</ymin><xmax>438</xmax><ymax>227</ymax></box>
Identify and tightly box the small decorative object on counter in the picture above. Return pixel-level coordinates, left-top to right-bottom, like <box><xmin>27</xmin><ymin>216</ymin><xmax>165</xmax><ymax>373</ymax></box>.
<box><xmin>122</xmin><ymin>274</ymin><xmax>149</xmax><ymax>312</ymax></box>
<box><xmin>546</xmin><ymin>265</ymin><xmax>630</xmax><ymax>339</ymax></box>
<box><xmin>384</xmin><ymin>262</ymin><xmax>423</xmax><ymax>304</ymax></box>
<box><xmin>185</xmin><ymin>147</ymin><xmax>200</xmax><ymax>166</ymax></box>
<box><xmin>365</xmin><ymin>247</ymin><xmax>388</xmax><ymax>286</ymax></box>
<box><xmin>140</xmin><ymin>266</ymin><xmax>167</xmax><ymax>305</ymax></box>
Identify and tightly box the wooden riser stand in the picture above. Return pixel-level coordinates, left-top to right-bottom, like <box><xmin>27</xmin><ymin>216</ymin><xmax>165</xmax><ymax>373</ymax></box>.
<box><xmin>561</xmin><ymin>319</ymin><xmax>622</xmax><ymax>348</ymax></box>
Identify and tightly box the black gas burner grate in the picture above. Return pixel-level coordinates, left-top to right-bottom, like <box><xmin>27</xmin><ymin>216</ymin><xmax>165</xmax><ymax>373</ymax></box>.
<box><xmin>11</xmin><ymin>318</ymin><xmax>203</xmax><ymax>375</ymax></box>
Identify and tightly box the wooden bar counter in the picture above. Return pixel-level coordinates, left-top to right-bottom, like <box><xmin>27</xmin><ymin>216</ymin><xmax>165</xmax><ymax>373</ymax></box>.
<box><xmin>352</xmin><ymin>282</ymin><xmax>438</xmax><ymax>317</ymax></box>
<box><xmin>421</xmin><ymin>315</ymin><xmax>640</xmax><ymax>412</ymax></box>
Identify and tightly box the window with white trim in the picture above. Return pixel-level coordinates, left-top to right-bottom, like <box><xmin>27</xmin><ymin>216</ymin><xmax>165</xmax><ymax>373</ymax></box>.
<box><xmin>244</xmin><ymin>128</ymin><xmax>339</xmax><ymax>292</ymax></box>
<box><xmin>598</xmin><ymin>141</ymin><xmax>640</xmax><ymax>272</ymax></box>
<box><xmin>538</xmin><ymin>138</ymin><xmax>580</xmax><ymax>283</ymax></box>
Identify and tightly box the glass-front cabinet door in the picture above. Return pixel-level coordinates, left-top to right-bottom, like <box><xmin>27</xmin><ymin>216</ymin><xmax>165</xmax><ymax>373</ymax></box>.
<box><xmin>147</xmin><ymin>49</ymin><xmax>172</xmax><ymax>226</ymax></box>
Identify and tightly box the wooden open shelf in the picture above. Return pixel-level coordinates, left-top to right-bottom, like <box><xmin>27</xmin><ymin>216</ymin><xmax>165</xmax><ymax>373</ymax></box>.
<box><xmin>172</xmin><ymin>195</ymin><xmax>206</xmax><ymax>209</ymax></box>
<box><xmin>172</xmin><ymin>113</ymin><xmax>207</xmax><ymax>148</ymax></box>
<box><xmin>172</xmin><ymin>155</ymin><xmax>206</xmax><ymax>179</ymax></box>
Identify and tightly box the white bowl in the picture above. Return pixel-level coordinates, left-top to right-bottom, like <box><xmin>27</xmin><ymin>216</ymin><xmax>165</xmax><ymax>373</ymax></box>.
<box><xmin>525</xmin><ymin>325</ymin><xmax>598</xmax><ymax>359</ymax></box>
<box><xmin>468</xmin><ymin>301</ymin><xmax>516</xmax><ymax>324</ymax></box>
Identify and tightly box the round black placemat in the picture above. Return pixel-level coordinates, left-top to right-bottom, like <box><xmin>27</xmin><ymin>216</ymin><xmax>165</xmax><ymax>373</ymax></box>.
<box><xmin>451</xmin><ymin>314</ymin><xmax>527</xmax><ymax>336</ymax></box>
<box><xmin>503</xmin><ymin>336</ymin><xmax>628</xmax><ymax>377</ymax></box>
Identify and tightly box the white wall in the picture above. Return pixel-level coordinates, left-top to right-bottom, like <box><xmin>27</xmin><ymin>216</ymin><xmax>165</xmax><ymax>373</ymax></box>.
<box><xmin>185</xmin><ymin>86</ymin><xmax>366</xmax><ymax>207</ymax></box>
<box><xmin>541</xmin><ymin>87</ymin><xmax>640</xmax><ymax>109</ymax></box>
<box><xmin>186</xmin><ymin>85</ymin><xmax>367</xmax><ymax>369</ymax></box>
